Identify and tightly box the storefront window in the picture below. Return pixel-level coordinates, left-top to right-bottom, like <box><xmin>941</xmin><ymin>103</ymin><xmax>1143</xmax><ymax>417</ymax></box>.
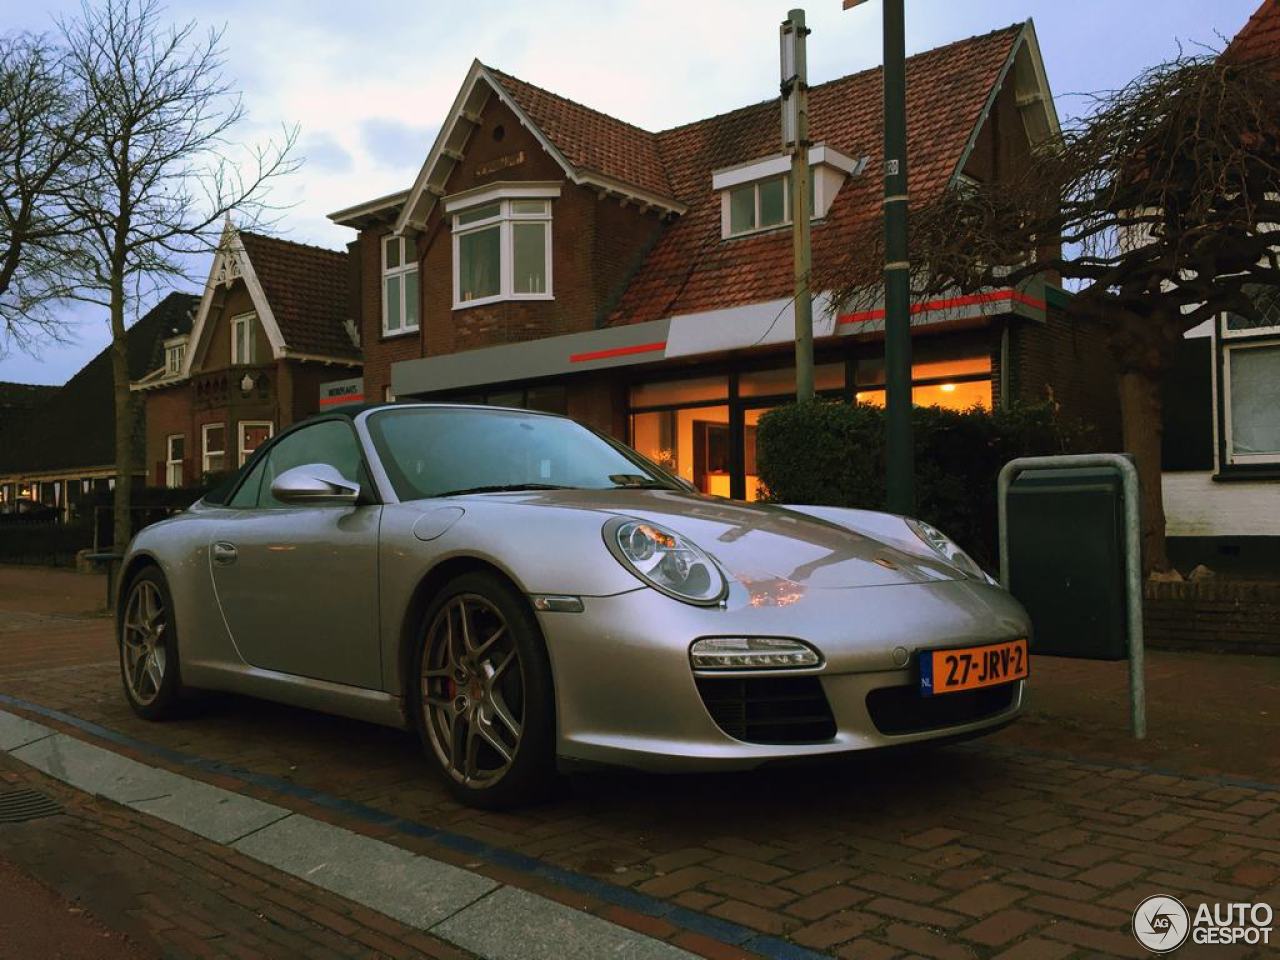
<box><xmin>855</xmin><ymin>356</ymin><xmax>992</xmax><ymax>410</ymax></box>
<box><xmin>631</xmin><ymin>405</ymin><xmax>732</xmax><ymax>496</ymax></box>
<box><xmin>629</xmin><ymin>376</ymin><xmax>729</xmax><ymax>408</ymax></box>
<box><xmin>739</xmin><ymin>363</ymin><xmax>845</xmax><ymax>398</ymax></box>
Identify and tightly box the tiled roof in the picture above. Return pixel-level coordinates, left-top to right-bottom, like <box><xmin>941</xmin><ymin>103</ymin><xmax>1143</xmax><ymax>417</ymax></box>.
<box><xmin>1225</xmin><ymin>0</ymin><xmax>1280</xmax><ymax>66</ymax></box>
<box><xmin>485</xmin><ymin>68</ymin><xmax>674</xmax><ymax>201</ymax></box>
<box><xmin>238</xmin><ymin>232</ymin><xmax>357</xmax><ymax>360</ymax></box>
<box><xmin>608</xmin><ymin>24</ymin><xmax>1023</xmax><ymax>325</ymax></box>
<box><xmin>0</xmin><ymin>292</ymin><xmax>199</xmax><ymax>474</ymax></box>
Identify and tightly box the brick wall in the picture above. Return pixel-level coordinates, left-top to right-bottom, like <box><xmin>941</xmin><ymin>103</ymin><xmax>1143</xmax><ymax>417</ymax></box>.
<box><xmin>1011</xmin><ymin>303</ymin><xmax>1122</xmax><ymax>451</ymax></box>
<box><xmin>356</xmin><ymin>92</ymin><xmax>666</xmax><ymax>402</ymax></box>
<box><xmin>1144</xmin><ymin>579</ymin><xmax>1280</xmax><ymax>655</ymax></box>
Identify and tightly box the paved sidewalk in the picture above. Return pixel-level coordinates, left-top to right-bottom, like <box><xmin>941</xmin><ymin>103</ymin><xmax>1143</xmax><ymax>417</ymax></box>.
<box><xmin>2</xmin><ymin>565</ymin><xmax>1279</xmax><ymax>959</ymax></box>
<box><xmin>0</xmin><ymin>750</ymin><xmax>476</xmax><ymax>960</ymax></box>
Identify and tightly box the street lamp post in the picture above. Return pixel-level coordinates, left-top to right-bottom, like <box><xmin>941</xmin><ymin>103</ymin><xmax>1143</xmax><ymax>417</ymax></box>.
<box><xmin>846</xmin><ymin>0</ymin><xmax>914</xmax><ymax>514</ymax></box>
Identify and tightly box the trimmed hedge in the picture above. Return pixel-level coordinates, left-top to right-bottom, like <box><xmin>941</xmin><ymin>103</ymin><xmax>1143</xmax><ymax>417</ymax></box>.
<box><xmin>756</xmin><ymin>400</ymin><xmax>1089</xmax><ymax>566</ymax></box>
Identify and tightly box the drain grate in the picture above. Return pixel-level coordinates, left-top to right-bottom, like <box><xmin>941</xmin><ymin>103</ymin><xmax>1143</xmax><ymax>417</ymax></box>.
<box><xmin>0</xmin><ymin>788</ymin><xmax>62</xmax><ymax>823</ymax></box>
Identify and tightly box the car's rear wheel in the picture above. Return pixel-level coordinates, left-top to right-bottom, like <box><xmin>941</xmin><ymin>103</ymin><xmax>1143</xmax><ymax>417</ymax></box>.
<box><xmin>412</xmin><ymin>571</ymin><xmax>555</xmax><ymax>808</ymax></box>
<box><xmin>119</xmin><ymin>566</ymin><xmax>184</xmax><ymax>720</ymax></box>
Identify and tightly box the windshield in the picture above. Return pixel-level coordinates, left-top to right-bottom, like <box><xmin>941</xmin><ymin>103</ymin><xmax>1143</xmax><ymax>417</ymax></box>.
<box><xmin>366</xmin><ymin>407</ymin><xmax>672</xmax><ymax>501</ymax></box>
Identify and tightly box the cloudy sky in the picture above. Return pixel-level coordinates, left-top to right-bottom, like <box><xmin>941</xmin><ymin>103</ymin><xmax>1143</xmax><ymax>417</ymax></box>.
<box><xmin>0</xmin><ymin>0</ymin><xmax>1261</xmax><ymax>385</ymax></box>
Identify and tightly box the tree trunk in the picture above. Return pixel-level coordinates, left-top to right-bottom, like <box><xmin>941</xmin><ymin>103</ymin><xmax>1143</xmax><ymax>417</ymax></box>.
<box><xmin>1117</xmin><ymin>368</ymin><xmax>1169</xmax><ymax>575</ymax></box>
<box><xmin>109</xmin><ymin>275</ymin><xmax>133</xmax><ymax>552</ymax></box>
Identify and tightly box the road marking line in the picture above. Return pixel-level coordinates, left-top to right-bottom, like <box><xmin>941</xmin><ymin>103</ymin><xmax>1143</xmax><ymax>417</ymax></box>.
<box><xmin>0</xmin><ymin>710</ymin><xmax>698</xmax><ymax>960</ymax></box>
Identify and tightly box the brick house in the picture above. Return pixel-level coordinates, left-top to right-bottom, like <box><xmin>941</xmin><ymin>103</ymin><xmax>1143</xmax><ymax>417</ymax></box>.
<box><xmin>132</xmin><ymin>224</ymin><xmax>361</xmax><ymax>489</ymax></box>
<box><xmin>329</xmin><ymin>22</ymin><xmax>1119</xmax><ymax>499</ymax></box>
<box><xmin>0</xmin><ymin>292</ymin><xmax>199</xmax><ymax>516</ymax></box>
<box><xmin>1159</xmin><ymin>0</ymin><xmax>1280</xmax><ymax>575</ymax></box>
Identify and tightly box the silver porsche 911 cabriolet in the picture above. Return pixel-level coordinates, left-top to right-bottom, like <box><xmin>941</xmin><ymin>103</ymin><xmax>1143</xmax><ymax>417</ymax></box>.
<box><xmin>117</xmin><ymin>403</ymin><xmax>1030</xmax><ymax>807</ymax></box>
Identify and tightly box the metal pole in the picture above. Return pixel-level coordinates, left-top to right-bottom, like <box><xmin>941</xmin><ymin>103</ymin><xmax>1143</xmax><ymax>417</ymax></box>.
<box><xmin>882</xmin><ymin>0</ymin><xmax>914</xmax><ymax>514</ymax></box>
<box><xmin>783</xmin><ymin>9</ymin><xmax>815</xmax><ymax>402</ymax></box>
<box><xmin>998</xmin><ymin>454</ymin><xmax>1147</xmax><ymax>739</ymax></box>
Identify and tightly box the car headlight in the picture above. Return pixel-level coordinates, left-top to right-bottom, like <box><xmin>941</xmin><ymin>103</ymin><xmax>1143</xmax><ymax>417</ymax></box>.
<box><xmin>604</xmin><ymin>517</ymin><xmax>726</xmax><ymax>605</ymax></box>
<box><xmin>905</xmin><ymin>518</ymin><xmax>995</xmax><ymax>583</ymax></box>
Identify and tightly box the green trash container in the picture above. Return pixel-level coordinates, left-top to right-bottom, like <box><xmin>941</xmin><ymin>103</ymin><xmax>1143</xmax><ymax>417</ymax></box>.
<box><xmin>1005</xmin><ymin>466</ymin><xmax>1128</xmax><ymax>660</ymax></box>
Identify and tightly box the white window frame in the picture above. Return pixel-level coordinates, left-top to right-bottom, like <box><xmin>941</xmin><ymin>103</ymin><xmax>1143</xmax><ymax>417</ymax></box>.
<box><xmin>447</xmin><ymin>185</ymin><xmax>558</xmax><ymax>310</ymax></box>
<box><xmin>1220</xmin><ymin>334</ymin><xmax>1280</xmax><ymax>466</ymax></box>
<box><xmin>231</xmin><ymin>312</ymin><xmax>256</xmax><ymax>365</ymax></box>
<box><xmin>165</xmin><ymin>434</ymin><xmax>185</xmax><ymax>488</ymax></box>
<box><xmin>238</xmin><ymin>420</ymin><xmax>274</xmax><ymax>467</ymax></box>
<box><xmin>722</xmin><ymin>175</ymin><xmax>794</xmax><ymax>238</ymax></box>
<box><xmin>713</xmin><ymin>144</ymin><xmax>859</xmax><ymax>240</ymax></box>
<box><xmin>381</xmin><ymin>235</ymin><xmax>419</xmax><ymax>337</ymax></box>
<box><xmin>202</xmin><ymin>423</ymin><xmax>227</xmax><ymax>474</ymax></box>
<box><xmin>164</xmin><ymin>339</ymin><xmax>186</xmax><ymax>376</ymax></box>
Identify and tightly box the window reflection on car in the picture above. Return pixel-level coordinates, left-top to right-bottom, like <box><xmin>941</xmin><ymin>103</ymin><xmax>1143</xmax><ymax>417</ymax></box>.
<box><xmin>366</xmin><ymin>407</ymin><xmax>674</xmax><ymax>501</ymax></box>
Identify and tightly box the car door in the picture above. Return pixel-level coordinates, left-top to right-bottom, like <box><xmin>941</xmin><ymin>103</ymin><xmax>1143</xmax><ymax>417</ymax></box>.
<box><xmin>209</xmin><ymin>418</ymin><xmax>382</xmax><ymax>689</ymax></box>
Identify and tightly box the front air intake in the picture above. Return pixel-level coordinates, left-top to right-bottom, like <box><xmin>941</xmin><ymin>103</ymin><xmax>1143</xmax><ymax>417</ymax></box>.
<box><xmin>695</xmin><ymin>676</ymin><xmax>836</xmax><ymax>744</ymax></box>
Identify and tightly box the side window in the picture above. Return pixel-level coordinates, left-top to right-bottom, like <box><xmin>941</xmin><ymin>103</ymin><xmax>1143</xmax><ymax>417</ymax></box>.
<box><xmin>261</xmin><ymin>420</ymin><xmax>364</xmax><ymax>508</ymax></box>
<box><xmin>228</xmin><ymin>456</ymin><xmax>269</xmax><ymax>508</ymax></box>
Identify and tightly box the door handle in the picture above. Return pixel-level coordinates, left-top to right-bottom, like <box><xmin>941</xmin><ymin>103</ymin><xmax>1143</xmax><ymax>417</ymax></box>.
<box><xmin>211</xmin><ymin>541</ymin><xmax>238</xmax><ymax>566</ymax></box>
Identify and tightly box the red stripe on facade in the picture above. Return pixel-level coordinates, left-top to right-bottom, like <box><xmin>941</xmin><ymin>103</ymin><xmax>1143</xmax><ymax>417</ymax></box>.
<box><xmin>569</xmin><ymin>341</ymin><xmax>667</xmax><ymax>363</ymax></box>
<box><xmin>319</xmin><ymin>394</ymin><xmax>365</xmax><ymax>406</ymax></box>
<box><xmin>836</xmin><ymin>289</ymin><xmax>1047</xmax><ymax>326</ymax></box>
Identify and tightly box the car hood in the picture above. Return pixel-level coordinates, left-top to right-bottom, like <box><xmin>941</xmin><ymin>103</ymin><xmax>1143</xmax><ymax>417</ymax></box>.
<box><xmin>449</xmin><ymin>488</ymin><xmax>963</xmax><ymax>591</ymax></box>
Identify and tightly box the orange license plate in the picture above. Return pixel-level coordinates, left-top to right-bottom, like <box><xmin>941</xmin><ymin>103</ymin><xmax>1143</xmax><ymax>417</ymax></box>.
<box><xmin>919</xmin><ymin>638</ymin><xmax>1028</xmax><ymax>696</ymax></box>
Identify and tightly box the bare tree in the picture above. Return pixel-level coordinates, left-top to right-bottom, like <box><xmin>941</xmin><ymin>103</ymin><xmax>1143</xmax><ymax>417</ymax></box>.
<box><xmin>0</xmin><ymin>32</ymin><xmax>89</xmax><ymax>355</ymax></box>
<box><xmin>57</xmin><ymin>0</ymin><xmax>298</xmax><ymax>550</ymax></box>
<box><xmin>828</xmin><ymin>51</ymin><xmax>1280</xmax><ymax>573</ymax></box>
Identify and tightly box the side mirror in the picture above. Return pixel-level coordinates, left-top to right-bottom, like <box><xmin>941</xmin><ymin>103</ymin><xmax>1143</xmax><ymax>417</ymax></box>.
<box><xmin>270</xmin><ymin>463</ymin><xmax>361</xmax><ymax>505</ymax></box>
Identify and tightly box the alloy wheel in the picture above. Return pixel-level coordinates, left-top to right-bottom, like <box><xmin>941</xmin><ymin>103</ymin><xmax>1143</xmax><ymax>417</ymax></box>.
<box><xmin>122</xmin><ymin>580</ymin><xmax>168</xmax><ymax>706</ymax></box>
<box><xmin>422</xmin><ymin>594</ymin><xmax>525</xmax><ymax>787</ymax></box>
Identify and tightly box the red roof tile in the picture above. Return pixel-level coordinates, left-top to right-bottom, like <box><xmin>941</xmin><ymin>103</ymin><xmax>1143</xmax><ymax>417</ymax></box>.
<box><xmin>238</xmin><ymin>232</ymin><xmax>358</xmax><ymax>360</ymax></box>
<box><xmin>605</xmin><ymin>24</ymin><xmax>1023</xmax><ymax>325</ymax></box>
<box><xmin>1225</xmin><ymin>0</ymin><xmax>1280</xmax><ymax>66</ymax></box>
<box><xmin>485</xmin><ymin>67</ymin><xmax>675</xmax><ymax>201</ymax></box>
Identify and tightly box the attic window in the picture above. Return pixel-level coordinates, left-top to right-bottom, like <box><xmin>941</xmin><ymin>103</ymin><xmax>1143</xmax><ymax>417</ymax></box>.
<box><xmin>164</xmin><ymin>338</ymin><xmax>186</xmax><ymax>376</ymax></box>
<box><xmin>382</xmin><ymin>236</ymin><xmax>419</xmax><ymax>337</ymax></box>
<box><xmin>712</xmin><ymin>144</ymin><xmax>864</xmax><ymax>240</ymax></box>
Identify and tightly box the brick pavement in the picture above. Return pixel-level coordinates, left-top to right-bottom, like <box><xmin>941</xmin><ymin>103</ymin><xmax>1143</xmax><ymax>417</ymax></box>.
<box><xmin>1</xmin><ymin>566</ymin><xmax>1279</xmax><ymax>959</ymax></box>
<box><xmin>0</xmin><ymin>752</ymin><xmax>476</xmax><ymax>960</ymax></box>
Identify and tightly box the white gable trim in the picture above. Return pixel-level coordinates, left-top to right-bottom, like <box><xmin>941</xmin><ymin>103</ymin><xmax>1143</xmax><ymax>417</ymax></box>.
<box><xmin>183</xmin><ymin>222</ymin><xmax>288</xmax><ymax>375</ymax></box>
<box><xmin>394</xmin><ymin>61</ymin><xmax>684</xmax><ymax>234</ymax></box>
<box><xmin>948</xmin><ymin>20</ymin><xmax>1061</xmax><ymax>189</ymax></box>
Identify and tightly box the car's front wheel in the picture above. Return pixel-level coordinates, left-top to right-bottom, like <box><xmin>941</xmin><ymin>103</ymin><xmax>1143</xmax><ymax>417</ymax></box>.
<box><xmin>118</xmin><ymin>566</ymin><xmax>185</xmax><ymax>720</ymax></box>
<box><xmin>412</xmin><ymin>571</ymin><xmax>556</xmax><ymax>808</ymax></box>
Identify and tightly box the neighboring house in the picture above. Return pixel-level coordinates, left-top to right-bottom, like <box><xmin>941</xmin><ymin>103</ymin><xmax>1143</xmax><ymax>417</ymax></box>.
<box><xmin>1161</xmin><ymin>0</ymin><xmax>1280</xmax><ymax>575</ymax></box>
<box><xmin>0</xmin><ymin>381</ymin><xmax>57</xmax><ymax>446</ymax></box>
<box><xmin>0</xmin><ymin>292</ymin><xmax>200</xmax><ymax>517</ymax></box>
<box><xmin>330</xmin><ymin>22</ymin><xmax>1119</xmax><ymax>499</ymax></box>
<box><xmin>131</xmin><ymin>224</ymin><xmax>362</xmax><ymax>489</ymax></box>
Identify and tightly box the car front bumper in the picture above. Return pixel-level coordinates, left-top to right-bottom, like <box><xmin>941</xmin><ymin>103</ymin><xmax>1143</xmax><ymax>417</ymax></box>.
<box><xmin>536</xmin><ymin>578</ymin><xmax>1030</xmax><ymax>773</ymax></box>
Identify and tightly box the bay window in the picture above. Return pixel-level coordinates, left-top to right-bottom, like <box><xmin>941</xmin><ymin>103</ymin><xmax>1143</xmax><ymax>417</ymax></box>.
<box><xmin>447</xmin><ymin>186</ymin><xmax>556</xmax><ymax>308</ymax></box>
<box><xmin>382</xmin><ymin>235</ymin><xmax>419</xmax><ymax>336</ymax></box>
